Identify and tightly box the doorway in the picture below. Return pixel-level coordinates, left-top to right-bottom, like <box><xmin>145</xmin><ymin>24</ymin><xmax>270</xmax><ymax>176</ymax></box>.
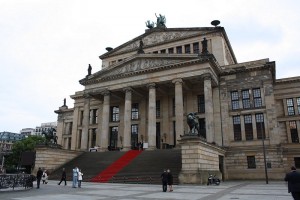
<box><xmin>109</xmin><ymin>126</ymin><xmax>118</xmax><ymax>150</ymax></box>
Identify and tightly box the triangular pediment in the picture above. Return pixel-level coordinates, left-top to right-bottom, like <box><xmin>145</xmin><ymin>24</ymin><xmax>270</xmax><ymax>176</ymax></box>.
<box><xmin>81</xmin><ymin>54</ymin><xmax>202</xmax><ymax>85</ymax></box>
<box><xmin>100</xmin><ymin>27</ymin><xmax>218</xmax><ymax>58</ymax></box>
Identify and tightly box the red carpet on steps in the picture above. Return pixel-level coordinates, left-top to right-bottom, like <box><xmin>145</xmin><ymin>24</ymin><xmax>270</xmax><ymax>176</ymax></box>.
<box><xmin>91</xmin><ymin>150</ymin><xmax>142</xmax><ymax>182</ymax></box>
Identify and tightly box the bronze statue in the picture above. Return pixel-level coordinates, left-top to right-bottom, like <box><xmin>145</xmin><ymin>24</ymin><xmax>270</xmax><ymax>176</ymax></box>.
<box><xmin>145</xmin><ymin>20</ymin><xmax>154</xmax><ymax>29</ymax></box>
<box><xmin>88</xmin><ymin>64</ymin><xmax>92</xmax><ymax>76</ymax></box>
<box><xmin>155</xmin><ymin>13</ymin><xmax>166</xmax><ymax>28</ymax></box>
<box><xmin>201</xmin><ymin>38</ymin><xmax>209</xmax><ymax>54</ymax></box>
<box><xmin>187</xmin><ymin>113</ymin><xmax>200</xmax><ymax>135</ymax></box>
<box><xmin>42</xmin><ymin>128</ymin><xmax>58</xmax><ymax>145</ymax></box>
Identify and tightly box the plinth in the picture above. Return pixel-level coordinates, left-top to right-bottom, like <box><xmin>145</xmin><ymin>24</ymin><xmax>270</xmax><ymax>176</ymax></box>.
<box><xmin>178</xmin><ymin>135</ymin><xmax>225</xmax><ymax>184</ymax></box>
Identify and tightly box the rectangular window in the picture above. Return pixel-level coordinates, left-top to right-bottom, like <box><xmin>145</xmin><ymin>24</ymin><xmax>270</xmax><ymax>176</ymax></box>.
<box><xmin>185</xmin><ymin>44</ymin><xmax>191</xmax><ymax>54</ymax></box>
<box><xmin>176</xmin><ymin>46</ymin><xmax>182</xmax><ymax>54</ymax></box>
<box><xmin>156</xmin><ymin>100</ymin><xmax>161</xmax><ymax>117</ymax></box>
<box><xmin>233</xmin><ymin>116</ymin><xmax>242</xmax><ymax>141</ymax></box>
<box><xmin>168</xmin><ymin>48</ymin><xmax>174</xmax><ymax>54</ymax></box>
<box><xmin>256</xmin><ymin>113</ymin><xmax>265</xmax><ymax>139</ymax></box>
<box><xmin>172</xmin><ymin>98</ymin><xmax>175</xmax><ymax>116</ymax></box>
<box><xmin>287</xmin><ymin>98</ymin><xmax>295</xmax><ymax>116</ymax></box>
<box><xmin>247</xmin><ymin>156</ymin><xmax>256</xmax><ymax>169</ymax></box>
<box><xmin>90</xmin><ymin>109</ymin><xmax>97</xmax><ymax>124</ymax></box>
<box><xmin>160</xmin><ymin>49</ymin><xmax>166</xmax><ymax>54</ymax></box>
<box><xmin>242</xmin><ymin>90</ymin><xmax>251</xmax><ymax>109</ymax></box>
<box><xmin>197</xmin><ymin>95</ymin><xmax>205</xmax><ymax>113</ymax></box>
<box><xmin>297</xmin><ymin>98</ymin><xmax>300</xmax><ymax>115</ymax></box>
<box><xmin>231</xmin><ymin>91</ymin><xmax>239</xmax><ymax>110</ymax></box>
<box><xmin>131</xmin><ymin>103</ymin><xmax>139</xmax><ymax>120</ymax></box>
<box><xmin>110</xmin><ymin>106</ymin><xmax>119</xmax><ymax>122</ymax></box>
<box><xmin>244</xmin><ymin>115</ymin><xmax>253</xmax><ymax>140</ymax></box>
<box><xmin>253</xmin><ymin>88</ymin><xmax>262</xmax><ymax>108</ymax></box>
<box><xmin>80</xmin><ymin>111</ymin><xmax>84</xmax><ymax>125</ymax></box>
<box><xmin>290</xmin><ymin>121</ymin><xmax>299</xmax><ymax>143</ymax></box>
<box><xmin>153</xmin><ymin>51</ymin><xmax>158</xmax><ymax>54</ymax></box>
<box><xmin>193</xmin><ymin>42</ymin><xmax>199</xmax><ymax>54</ymax></box>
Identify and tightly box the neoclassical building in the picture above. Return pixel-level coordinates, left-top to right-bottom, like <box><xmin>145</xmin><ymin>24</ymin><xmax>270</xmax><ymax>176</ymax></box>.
<box><xmin>55</xmin><ymin>20</ymin><xmax>300</xmax><ymax>179</ymax></box>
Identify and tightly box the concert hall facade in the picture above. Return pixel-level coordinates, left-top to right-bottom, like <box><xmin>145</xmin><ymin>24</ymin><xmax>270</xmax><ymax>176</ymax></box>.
<box><xmin>55</xmin><ymin>20</ymin><xmax>300</xmax><ymax>180</ymax></box>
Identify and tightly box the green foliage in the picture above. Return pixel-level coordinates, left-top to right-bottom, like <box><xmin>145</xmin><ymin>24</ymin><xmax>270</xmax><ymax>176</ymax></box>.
<box><xmin>5</xmin><ymin>135</ymin><xmax>45</xmax><ymax>169</ymax></box>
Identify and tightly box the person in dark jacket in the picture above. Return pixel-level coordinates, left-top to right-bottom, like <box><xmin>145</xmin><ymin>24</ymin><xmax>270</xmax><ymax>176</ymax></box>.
<box><xmin>167</xmin><ymin>169</ymin><xmax>173</xmax><ymax>192</ymax></box>
<box><xmin>36</xmin><ymin>167</ymin><xmax>43</xmax><ymax>189</ymax></box>
<box><xmin>58</xmin><ymin>168</ymin><xmax>67</xmax><ymax>186</ymax></box>
<box><xmin>160</xmin><ymin>169</ymin><xmax>168</xmax><ymax>192</ymax></box>
<box><xmin>285</xmin><ymin>166</ymin><xmax>300</xmax><ymax>200</ymax></box>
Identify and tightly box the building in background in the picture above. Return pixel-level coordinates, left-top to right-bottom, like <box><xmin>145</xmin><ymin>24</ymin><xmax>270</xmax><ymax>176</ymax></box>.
<box><xmin>0</xmin><ymin>131</ymin><xmax>26</xmax><ymax>152</ymax></box>
<box><xmin>20</xmin><ymin>128</ymin><xmax>35</xmax><ymax>136</ymax></box>
<box><xmin>55</xmin><ymin>18</ymin><xmax>300</xmax><ymax>180</ymax></box>
<box><xmin>34</xmin><ymin>122</ymin><xmax>57</xmax><ymax>136</ymax></box>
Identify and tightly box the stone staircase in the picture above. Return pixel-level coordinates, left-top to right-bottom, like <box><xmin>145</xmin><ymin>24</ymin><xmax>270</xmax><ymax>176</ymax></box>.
<box><xmin>49</xmin><ymin>149</ymin><xmax>182</xmax><ymax>185</ymax></box>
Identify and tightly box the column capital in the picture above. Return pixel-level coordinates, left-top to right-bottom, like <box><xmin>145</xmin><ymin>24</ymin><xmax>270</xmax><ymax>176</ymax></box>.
<box><xmin>147</xmin><ymin>83</ymin><xmax>156</xmax><ymax>89</ymax></box>
<box><xmin>83</xmin><ymin>93</ymin><xmax>91</xmax><ymax>99</ymax></box>
<box><xmin>202</xmin><ymin>73</ymin><xmax>212</xmax><ymax>81</ymax></box>
<box><xmin>101</xmin><ymin>89</ymin><xmax>110</xmax><ymax>96</ymax></box>
<box><xmin>123</xmin><ymin>87</ymin><xmax>133</xmax><ymax>93</ymax></box>
<box><xmin>172</xmin><ymin>78</ymin><xmax>183</xmax><ymax>85</ymax></box>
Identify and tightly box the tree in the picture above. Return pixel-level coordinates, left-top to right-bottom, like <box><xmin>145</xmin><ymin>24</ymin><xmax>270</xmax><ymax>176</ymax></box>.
<box><xmin>5</xmin><ymin>135</ymin><xmax>45</xmax><ymax>172</ymax></box>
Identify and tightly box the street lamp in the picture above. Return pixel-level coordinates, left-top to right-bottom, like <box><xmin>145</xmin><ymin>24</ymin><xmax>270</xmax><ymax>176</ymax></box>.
<box><xmin>261</xmin><ymin>123</ymin><xmax>269</xmax><ymax>184</ymax></box>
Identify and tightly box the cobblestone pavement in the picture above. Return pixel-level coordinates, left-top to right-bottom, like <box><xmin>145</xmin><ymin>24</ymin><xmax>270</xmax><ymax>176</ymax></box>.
<box><xmin>0</xmin><ymin>180</ymin><xmax>293</xmax><ymax>200</ymax></box>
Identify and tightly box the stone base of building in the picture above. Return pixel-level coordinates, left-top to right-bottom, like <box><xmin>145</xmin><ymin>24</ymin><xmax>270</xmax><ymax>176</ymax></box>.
<box><xmin>33</xmin><ymin>146</ymin><xmax>82</xmax><ymax>174</ymax></box>
<box><xmin>179</xmin><ymin>169</ymin><xmax>222</xmax><ymax>184</ymax></box>
<box><xmin>178</xmin><ymin>135</ymin><xmax>225</xmax><ymax>184</ymax></box>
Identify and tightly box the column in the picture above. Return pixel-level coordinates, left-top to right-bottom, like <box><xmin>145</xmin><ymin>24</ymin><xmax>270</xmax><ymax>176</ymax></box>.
<box><xmin>88</xmin><ymin>129</ymin><xmax>92</xmax><ymax>149</ymax></box>
<box><xmin>100</xmin><ymin>91</ymin><xmax>110</xmax><ymax>151</ymax></box>
<box><xmin>204</xmin><ymin>74</ymin><xmax>215</xmax><ymax>143</ymax></box>
<box><xmin>172</xmin><ymin>79</ymin><xmax>184</xmax><ymax>145</ymax></box>
<box><xmin>71</xmin><ymin>107</ymin><xmax>80</xmax><ymax>150</ymax></box>
<box><xmin>81</xmin><ymin>95</ymin><xmax>90</xmax><ymax>150</ymax></box>
<box><xmin>148</xmin><ymin>83</ymin><xmax>156</xmax><ymax>149</ymax></box>
<box><xmin>123</xmin><ymin>88</ymin><xmax>132</xmax><ymax>150</ymax></box>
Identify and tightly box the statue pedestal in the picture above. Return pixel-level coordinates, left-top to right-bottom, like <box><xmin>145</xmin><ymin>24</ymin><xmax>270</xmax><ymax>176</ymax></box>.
<box><xmin>178</xmin><ymin>135</ymin><xmax>225</xmax><ymax>184</ymax></box>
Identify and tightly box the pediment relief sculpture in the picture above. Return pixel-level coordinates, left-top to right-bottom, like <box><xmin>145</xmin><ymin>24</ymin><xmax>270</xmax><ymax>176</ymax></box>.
<box><xmin>110</xmin><ymin>30</ymin><xmax>202</xmax><ymax>56</ymax></box>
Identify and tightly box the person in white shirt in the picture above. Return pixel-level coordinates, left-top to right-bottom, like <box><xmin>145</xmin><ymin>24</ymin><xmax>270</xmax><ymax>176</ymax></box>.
<box><xmin>78</xmin><ymin>169</ymin><xmax>83</xmax><ymax>188</ymax></box>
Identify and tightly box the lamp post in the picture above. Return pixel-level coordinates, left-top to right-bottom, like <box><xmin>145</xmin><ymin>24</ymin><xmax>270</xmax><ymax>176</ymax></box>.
<box><xmin>261</xmin><ymin>114</ymin><xmax>269</xmax><ymax>184</ymax></box>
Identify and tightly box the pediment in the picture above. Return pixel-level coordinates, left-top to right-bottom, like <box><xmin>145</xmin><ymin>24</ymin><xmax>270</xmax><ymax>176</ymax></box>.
<box><xmin>101</xmin><ymin>28</ymin><xmax>216</xmax><ymax>58</ymax></box>
<box><xmin>81</xmin><ymin>54</ymin><xmax>200</xmax><ymax>85</ymax></box>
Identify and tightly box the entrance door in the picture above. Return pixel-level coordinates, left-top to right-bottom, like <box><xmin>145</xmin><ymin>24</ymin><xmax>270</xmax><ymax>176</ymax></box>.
<box><xmin>156</xmin><ymin>122</ymin><xmax>161</xmax><ymax>149</ymax></box>
<box><xmin>131</xmin><ymin>124</ymin><xmax>138</xmax><ymax>149</ymax></box>
<box><xmin>109</xmin><ymin>127</ymin><xmax>118</xmax><ymax>150</ymax></box>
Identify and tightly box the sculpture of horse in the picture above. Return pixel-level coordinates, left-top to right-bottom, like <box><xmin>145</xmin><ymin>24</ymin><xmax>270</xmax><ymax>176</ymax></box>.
<box><xmin>187</xmin><ymin>112</ymin><xmax>200</xmax><ymax>135</ymax></box>
<box><xmin>42</xmin><ymin>128</ymin><xmax>58</xmax><ymax>145</ymax></box>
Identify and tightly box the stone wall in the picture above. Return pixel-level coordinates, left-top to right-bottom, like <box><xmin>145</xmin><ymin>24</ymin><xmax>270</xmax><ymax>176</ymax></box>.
<box><xmin>33</xmin><ymin>146</ymin><xmax>82</xmax><ymax>174</ymax></box>
<box><xmin>178</xmin><ymin>136</ymin><xmax>225</xmax><ymax>184</ymax></box>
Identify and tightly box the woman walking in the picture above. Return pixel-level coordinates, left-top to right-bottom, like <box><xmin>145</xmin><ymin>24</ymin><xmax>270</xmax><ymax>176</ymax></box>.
<box><xmin>167</xmin><ymin>169</ymin><xmax>173</xmax><ymax>192</ymax></box>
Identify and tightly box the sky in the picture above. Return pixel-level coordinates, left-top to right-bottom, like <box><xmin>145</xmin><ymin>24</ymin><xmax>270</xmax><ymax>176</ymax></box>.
<box><xmin>1</xmin><ymin>0</ymin><xmax>300</xmax><ymax>133</ymax></box>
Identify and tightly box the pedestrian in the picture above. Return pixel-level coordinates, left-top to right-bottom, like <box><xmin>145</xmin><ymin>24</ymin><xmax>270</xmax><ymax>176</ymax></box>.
<box><xmin>58</xmin><ymin>168</ymin><xmax>67</xmax><ymax>186</ymax></box>
<box><xmin>160</xmin><ymin>169</ymin><xmax>168</xmax><ymax>192</ymax></box>
<box><xmin>72</xmin><ymin>166</ymin><xmax>79</xmax><ymax>188</ymax></box>
<box><xmin>36</xmin><ymin>167</ymin><xmax>43</xmax><ymax>189</ymax></box>
<box><xmin>42</xmin><ymin>170</ymin><xmax>48</xmax><ymax>184</ymax></box>
<box><xmin>285</xmin><ymin>166</ymin><xmax>300</xmax><ymax>200</ymax></box>
<box><xmin>167</xmin><ymin>169</ymin><xmax>173</xmax><ymax>192</ymax></box>
<box><xmin>78</xmin><ymin>169</ymin><xmax>83</xmax><ymax>188</ymax></box>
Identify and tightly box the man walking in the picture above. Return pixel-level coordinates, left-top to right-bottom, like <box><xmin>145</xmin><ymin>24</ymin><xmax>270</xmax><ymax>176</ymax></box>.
<box><xmin>285</xmin><ymin>166</ymin><xmax>300</xmax><ymax>200</ymax></box>
<box><xmin>36</xmin><ymin>167</ymin><xmax>43</xmax><ymax>189</ymax></box>
<box><xmin>58</xmin><ymin>168</ymin><xmax>67</xmax><ymax>186</ymax></box>
<box><xmin>160</xmin><ymin>169</ymin><xmax>168</xmax><ymax>192</ymax></box>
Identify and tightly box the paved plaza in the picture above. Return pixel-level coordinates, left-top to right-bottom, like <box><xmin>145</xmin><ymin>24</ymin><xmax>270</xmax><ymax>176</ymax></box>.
<box><xmin>0</xmin><ymin>180</ymin><xmax>293</xmax><ymax>200</ymax></box>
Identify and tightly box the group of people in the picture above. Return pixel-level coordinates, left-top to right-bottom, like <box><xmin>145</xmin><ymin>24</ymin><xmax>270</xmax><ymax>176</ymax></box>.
<box><xmin>161</xmin><ymin>169</ymin><xmax>173</xmax><ymax>192</ymax></box>
<box><xmin>72</xmin><ymin>166</ymin><xmax>83</xmax><ymax>188</ymax></box>
<box><xmin>36</xmin><ymin>166</ymin><xmax>83</xmax><ymax>188</ymax></box>
<box><xmin>36</xmin><ymin>167</ymin><xmax>48</xmax><ymax>189</ymax></box>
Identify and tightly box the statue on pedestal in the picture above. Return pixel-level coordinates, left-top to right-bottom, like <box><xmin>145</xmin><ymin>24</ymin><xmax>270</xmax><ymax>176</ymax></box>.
<box><xmin>187</xmin><ymin>112</ymin><xmax>200</xmax><ymax>135</ymax></box>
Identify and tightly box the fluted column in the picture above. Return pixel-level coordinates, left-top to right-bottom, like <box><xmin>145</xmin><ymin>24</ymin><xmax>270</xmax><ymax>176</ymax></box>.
<box><xmin>172</xmin><ymin>79</ymin><xmax>184</xmax><ymax>146</ymax></box>
<box><xmin>81</xmin><ymin>95</ymin><xmax>90</xmax><ymax>150</ymax></box>
<box><xmin>71</xmin><ymin>107</ymin><xmax>79</xmax><ymax>150</ymax></box>
<box><xmin>123</xmin><ymin>88</ymin><xmax>132</xmax><ymax>150</ymax></box>
<box><xmin>100</xmin><ymin>90</ymin><xmax>110</xmax><ymax>151</ymax></box>
<box><xmin>204</xmin><ymin>74</ymin><xmax>214</xmax><ymax>143</ymax></box>
<box><xmin>147</xmin><ymin>83</ymin><xmax>156</xmax><ymax>149</ymax></box>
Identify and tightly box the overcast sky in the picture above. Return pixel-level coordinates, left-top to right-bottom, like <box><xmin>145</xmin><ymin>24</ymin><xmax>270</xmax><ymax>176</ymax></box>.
<box><xmin>1</xmin><ymin>0</ymin><xmax>300</xmax><ymax>133</ymax></box>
